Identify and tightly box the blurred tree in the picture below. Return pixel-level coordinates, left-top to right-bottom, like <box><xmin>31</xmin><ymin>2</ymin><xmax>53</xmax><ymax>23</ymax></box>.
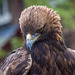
<box><xmin>0</xmin><ymin>0</ymin><xmax>2</xmax><ymax>5</ymax></box>
<box><xmin>24</xmin><ymin>0</ymin><xmax>49</xmax><ymax>7</ymax></box>
<box><xmin>10</xmin><ymin>37</ymin><xmax>24</xmax><ymax>50</ymax></box>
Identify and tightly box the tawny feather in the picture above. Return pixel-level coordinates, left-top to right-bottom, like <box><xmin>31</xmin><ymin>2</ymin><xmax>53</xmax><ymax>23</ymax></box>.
<box><xmin>0</xmin><ymin>5</ymin><xmax>75</xmax><ymax>75</ymax></box>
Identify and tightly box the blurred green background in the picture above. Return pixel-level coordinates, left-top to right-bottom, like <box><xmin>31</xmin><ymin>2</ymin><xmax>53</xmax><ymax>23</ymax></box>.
<box><xmin>0</xmin><ymin>0</ymin><xmax>75</xmax><ymax>60</ymax></box>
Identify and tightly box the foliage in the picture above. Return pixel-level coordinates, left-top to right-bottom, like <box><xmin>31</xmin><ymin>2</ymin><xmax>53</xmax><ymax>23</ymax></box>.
<box><xmin>23</xmin><ymin>0</ymin><xmax>50</xmax><ymax>7</ymax></box>
<box><xmin>0</xmin><ymin>49</ymin><xmax>9</xmax><ymax>59</ymax></box>
<box><xmin>10</xmin><ymin>37</ymin><xmax>24</xmax><ymax>50</ymax></box>
<box><xmin>0</xmin><ymin>0</ymin><xmax>2</xmax><ymax>5</ymax></box>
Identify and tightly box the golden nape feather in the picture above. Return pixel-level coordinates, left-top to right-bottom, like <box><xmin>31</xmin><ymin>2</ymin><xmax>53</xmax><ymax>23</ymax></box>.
<box><xmin>0</xmin><ymin>5</ymin><xmax>75</xmax><ymax>75</ymax></box>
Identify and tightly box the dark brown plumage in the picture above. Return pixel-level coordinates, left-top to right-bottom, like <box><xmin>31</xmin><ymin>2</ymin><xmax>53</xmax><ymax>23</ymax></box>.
<box><xmin>0</xmin><ymin>47</ymin><xmax>32</xmax><ymax>75</ymax></box>
<box><xmin>0</xmin><ymin>5</ymin><xmax>75</xmax><ymax>75</ymax></box>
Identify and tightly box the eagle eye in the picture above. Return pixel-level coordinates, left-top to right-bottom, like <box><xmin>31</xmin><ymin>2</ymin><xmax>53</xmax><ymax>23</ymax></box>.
<box><xmin>36</xmin><ymin>27</ymin><xmax>43</xmax><ymax>33</ymax></box>
<box><xmin>36</xmin><ymin>24</ymin><xmax>46</xmax><ymax>33</ymax></box>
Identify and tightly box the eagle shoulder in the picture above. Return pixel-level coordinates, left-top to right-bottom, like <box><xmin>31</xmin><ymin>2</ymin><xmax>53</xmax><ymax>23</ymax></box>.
<box><xmin>0</xmin><ymin>47</ymin><xmax>32</xmax><ymax>75</ymax></box>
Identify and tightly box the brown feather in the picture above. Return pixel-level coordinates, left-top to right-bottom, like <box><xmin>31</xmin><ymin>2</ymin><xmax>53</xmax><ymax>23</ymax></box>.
<box><xmin>0</xmin><ymin>5</ymin><xmax>75</xmax><ymax>75</ymax></box>
<box><xmin>19</xmin><ymin>5</ymin><xmax>62</xmax><ymax>36</ymax></box>
<box><xmin>19</xmin><ymin>5</ymin><xmax>75</xmax><ymax>75</ymax></box>
<box><xmin>0</xmin><ymin>47</ymin><xmax>32</xmax><ymax>75</ymax></box>
<box><xmin>28</xmin><ymin>32</ymin><xmax>75</xmax><ymax>75</ymax></box>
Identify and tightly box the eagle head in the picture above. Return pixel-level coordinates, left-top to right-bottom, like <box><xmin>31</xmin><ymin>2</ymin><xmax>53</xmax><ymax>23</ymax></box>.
<box><xmin>19</xmin><ymin>5</ymin><xmax>62</xmax><ymax>50</ymax></box>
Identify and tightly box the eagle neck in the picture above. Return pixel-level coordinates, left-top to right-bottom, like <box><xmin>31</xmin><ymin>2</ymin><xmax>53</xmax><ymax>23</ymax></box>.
<box><xmin>34</xmin><ymin>31</ymin><xmax>67</xmax><ymax>52</ymax></box>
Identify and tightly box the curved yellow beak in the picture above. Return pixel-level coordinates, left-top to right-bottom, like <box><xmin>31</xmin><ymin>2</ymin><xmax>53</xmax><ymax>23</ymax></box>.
<box><xmin>26</xmin><ymin>33</ymin><xmax>41</xmax><ymax>50</ymax></box>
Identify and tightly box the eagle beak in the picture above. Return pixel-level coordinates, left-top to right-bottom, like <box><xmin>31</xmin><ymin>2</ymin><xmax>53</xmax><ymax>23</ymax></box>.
<box><xmin>26</xmin><ymin>33</ymin><xmax>40</xmax><ymax>51</ymax></box>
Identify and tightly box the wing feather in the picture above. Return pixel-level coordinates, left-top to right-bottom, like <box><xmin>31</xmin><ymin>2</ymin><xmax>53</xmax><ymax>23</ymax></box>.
<box><xmin>0</xmin><ymin>47</ymin><xmax>32</xmax><ymax>75</ymax></box>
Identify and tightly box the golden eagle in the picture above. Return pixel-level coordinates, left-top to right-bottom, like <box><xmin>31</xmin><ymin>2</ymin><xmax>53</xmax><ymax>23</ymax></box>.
<box><xmin>0</xmin><ymin>6</ymin><xmax>75</xmax><ymax>75</ymax></box>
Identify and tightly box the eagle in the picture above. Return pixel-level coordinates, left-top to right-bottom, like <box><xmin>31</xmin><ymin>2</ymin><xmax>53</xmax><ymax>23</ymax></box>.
<box><xmin>0</xmin><ymin>5</ymin><xmax>75</xmax><ymax>75</ymax></box>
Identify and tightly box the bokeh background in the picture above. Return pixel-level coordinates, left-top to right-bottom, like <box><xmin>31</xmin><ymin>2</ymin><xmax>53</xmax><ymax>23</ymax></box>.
<box><xmin>0</xmin><ymin>0</ymin><xmax>75</xmax><ymax>63</ymax></box>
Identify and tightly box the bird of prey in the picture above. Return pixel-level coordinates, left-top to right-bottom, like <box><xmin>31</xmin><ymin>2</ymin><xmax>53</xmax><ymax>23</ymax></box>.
<box><xmin>0</xmin><ymin>5</ymin><xmax>75</xmax><ymax>75</ymax></box>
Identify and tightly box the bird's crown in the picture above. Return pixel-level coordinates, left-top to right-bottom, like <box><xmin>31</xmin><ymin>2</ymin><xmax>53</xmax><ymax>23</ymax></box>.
<box><xmin>19</xmin><ymin>5</ymin><xmax>62</xmax><ymax>36</ymax></box>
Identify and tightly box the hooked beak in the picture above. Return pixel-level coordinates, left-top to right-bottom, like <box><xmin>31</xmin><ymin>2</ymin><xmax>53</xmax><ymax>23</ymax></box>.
<box><xmin>26</xmin><ymin>33</ymin><xmax>41</xmax><ymax>51</ymax></box>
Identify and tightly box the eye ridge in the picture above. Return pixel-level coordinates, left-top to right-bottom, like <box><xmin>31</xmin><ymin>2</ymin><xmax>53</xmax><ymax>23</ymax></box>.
<box><xmin>37</xmin><ymin>28</ymin><xmax>43</xmax><ymax>33</ymax></box>
<box><xmin>36</xmin><ymin>25</ymin><xmax>46</xmax><ymax>33</ymax></box>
